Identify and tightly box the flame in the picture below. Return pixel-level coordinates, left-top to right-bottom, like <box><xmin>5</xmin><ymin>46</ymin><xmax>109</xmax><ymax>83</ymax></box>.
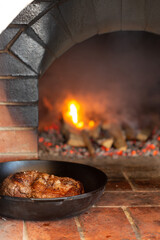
<box><xmin>66</xmin><ymin>100</ymin><xmax>83</xmax><ymax>128</ymax></box>
<box><xmin>77</xmin><ymin>121</ymin><xmax>84</xmax><ymax>129</ymax></box>
<box><xmin>64</xmin><ymin>99</ymin><xmax>95</xmax><ymax>129</ymax></box>
<box><xmin>69</xmin><ymin>103</ymin><xmax>78</xmax><ymax>124</ymax></box>
<box><xmin>88</xmin><ymin>120</ymin><xmax>95</xmax><ymax>128</ymax></box>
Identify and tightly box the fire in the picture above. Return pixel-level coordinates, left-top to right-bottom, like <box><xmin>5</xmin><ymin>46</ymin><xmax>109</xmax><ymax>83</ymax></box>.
<box><xmin>64</xmin><ymin>99</ymin><xmax>95</xmax><ymax>129</ymax></box>
<box><xmin>69</xmin><ymin>103</ymin><xmax>78</xmax><ymax>124</ymax></box>
<box><xmin>77</xmin><ymin>121</ymin><xmax>84</xmax><ymax>129</ymax></box>
<box><xmin>66</xmin><ymin>100</ymin><xmax>84</xmax><ymax>128</ymax></box>
<box><xmin>89</xmin><ymin>120</ymin><xmax>95</xmax><ymax>128</ymax></box>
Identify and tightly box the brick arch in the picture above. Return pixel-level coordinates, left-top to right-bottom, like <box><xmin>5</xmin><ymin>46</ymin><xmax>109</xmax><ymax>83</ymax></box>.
<box><xmin>0</xmin><ymin>0</ymin><xmax>160</xmax><ymax>161</ymax></box>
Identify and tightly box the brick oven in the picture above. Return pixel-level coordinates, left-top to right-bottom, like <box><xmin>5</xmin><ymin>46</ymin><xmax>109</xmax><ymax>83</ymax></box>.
<box><xmin>0</xmin><ymin>0</ymin><xmax>160</xmax><ymax>161</ymax></box>
<box><xmin>1</xmin><ymin>1</ymin><xmax>160</xmax><ymax>238</ymax></box>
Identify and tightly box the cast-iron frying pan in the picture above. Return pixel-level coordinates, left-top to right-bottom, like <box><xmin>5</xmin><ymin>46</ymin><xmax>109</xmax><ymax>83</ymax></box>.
<box><xmin>0</xmin><ymin>160</ymin><xmax>107</xmax><ymax>220</ymax></box>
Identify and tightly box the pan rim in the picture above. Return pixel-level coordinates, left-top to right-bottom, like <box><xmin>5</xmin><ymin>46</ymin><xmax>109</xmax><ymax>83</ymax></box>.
<box><xmin>0</xmin><ymin>160</ymin><xmax>107</xmax><ymax>202</ymax></box>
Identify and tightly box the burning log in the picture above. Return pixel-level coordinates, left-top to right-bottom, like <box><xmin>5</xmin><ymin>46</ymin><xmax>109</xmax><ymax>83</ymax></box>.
<box><xmin>103</xmin><ymin>123</ymin><xmax>127</xmax><ymax>151</ymax></box>
<box><xmin>101</xmin><ymin>122</ymin><xmax>110</xmax><ymax>131</ymax></box>
<box><xmin>81</xmin><ymin>130</ymin><xmax>95</xmax><ymax>157</ymax></box>
<box><xmin>122</xmin><ymin>122</ymin><xmax>136</xmax><ymax>140</ymax></box>
<box><xmin>60</xmin><ymin>115</ymin><xmax>78</xmax><ymax>141</ymax></box>
<box><xmin>96</xmin><ymin>125</ymin><xmax>114</xmax><ymax>148</ymax></box>
<box><xmin>67</xmin><ymin>133</ymin><xmax>86</xmax><ymax>147</ymax></box>
<box><xmin>136</xmin><ymin>128</ymin><xmax>152</xmax><ymax>141</ymax></box>
<box><xmin>97</xmin><ymin>138</ymin><xmax>114</xmax><ymax>149</ymax></box>
<box><xmin>89</xmin><ymin>125</ymin><xmax>101</xmax><ymax>139</ymax></box>
<box><xmin>60</xmin><ymin>121</ymin><xmax>71</xmax><ymax>141</ymax></box>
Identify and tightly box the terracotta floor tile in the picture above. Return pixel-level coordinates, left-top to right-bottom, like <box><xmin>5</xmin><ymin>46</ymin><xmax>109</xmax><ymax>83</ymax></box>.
<box><xmin>78</xmin><ymin>207</ymin><xmax>136</xmax><ymax>240</ymax></box>
<box><xmin>129</xmin><ymin>178</ymin><xmax>160</xmax><ymax>191</ymax></box>
<box><xmin>129</xmin><ymin>207</ymin><xmax>160</xmax><ymax>240</ymax></box>
<box><xmin>106</xmin><ymin>179</ymin><xmax>132</xmax><ymax>191</ymax></box>
<box><xmin>97</xmin><ymin>166</ymin><xmax>132</xmax><ymax>191</ymax></box>
<box><xmin>0</xmin><ymin>218</ymin><xmax>23</xmax><ymax>240</ymax></box>
<box><xmin>97</xmin><ymin>191</ymin><xmax>160</xmax><ymax>206</ymax></box>
<box><xmin>25</xmin><ymin>218</ymin><xmax>80</xmax><ymax>240</ymax></box>
<box><xmin>123</xmin><ymin>168</ymin><xmax>160</xmax><ymax>190</ymax></box>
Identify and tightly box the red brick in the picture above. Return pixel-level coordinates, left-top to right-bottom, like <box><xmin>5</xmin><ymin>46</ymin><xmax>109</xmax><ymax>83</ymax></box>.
<box><xmin>78</xmin><ymin>207</ymin><xmax>136</xmax><ymax>239</ymax></box>
<box><xmin>0</xmin><ymin>153</ymin><xmax>38</xmax><ymax>162</ymax></box>
<box><xmin>129</xmin><ymin>207</ymin><xmax>160</xmax><ymax>239</ymax></box>
<box><xmin>0</xmin><ymin>219</ymin><xmax>23</xmax><ymax>240</ymax></box>
<box><xmin>25</xmin><ymin>219</ymin><xmax>80</xmax><ymax>240</ymax></box>
<box><xmin>0</xmin><ymin>130</ymin><xmax>37</xmax><ymax>153</ymax></box>
<box><xmin>98</xmin><ymin>191</ymin><xmax>160</xmax><ymax>207</ymax></box>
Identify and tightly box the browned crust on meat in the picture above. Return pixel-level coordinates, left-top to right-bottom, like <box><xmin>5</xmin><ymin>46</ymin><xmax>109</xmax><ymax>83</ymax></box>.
<box><xmin>0</xmin><ymin>171</ymin><xmax>84</xmax><ymax>198</ymax></box>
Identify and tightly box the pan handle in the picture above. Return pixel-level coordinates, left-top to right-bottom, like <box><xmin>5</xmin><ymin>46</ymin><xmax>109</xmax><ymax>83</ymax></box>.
<box><xmin>30</xmin><ymin>198</ymin><xmax>66</xmax><ymax>204</ymax></box>
<box><xmin>0</xmin><ymin>195</ymin><xmax>66</xmax><ymax>204</ymax></box>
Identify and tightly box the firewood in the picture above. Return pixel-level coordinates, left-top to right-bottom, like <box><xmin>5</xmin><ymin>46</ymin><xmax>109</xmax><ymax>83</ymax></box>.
<box><xmin>67</xmin><ymin>133</ymin><xmax>86</xmax><ymax>147</ymax></box>
<box><xmin>136</xmin><ymin>128</ymin><xmax>152</xmax><ymax>141</ymax></box>
<box><xmin>97</xmin><ymin>138</ymin><xmax>114</xmax><ymax>149</ymax></box>
<box><xmin>60</xmin><ymin>121</ymin><xmax>70</xmax><ymax>141</ymax></box>
<box><xmin>101</xmin><ymin>122</ymin><xmax>111</xmax><ymax>130</ymax></box>
<box><xmin>60</xmin><ymin>116</ymin><xmax>78</xmax><ymax>141</ymax></box>
<box><xmin>99</xmin><ymin>124</ymin><xmax>113</xmax><ymax>139</ymax></box>
<box><xmin>107</xmin><ymin>124</ymin><xmax>127</xmax><ymax>151</ymax></box>
<box><xmin>122</xmin><ymin>122</ymin><xmax>136</xmax><ymax>140</ymax></box>
<box><xmin>81</xmin><ymin>130</ymin><xmax>95</xmax><ymax>156</ymax></box>
<box><xmin>89</xmin><ymin>125</ymin><xmax>101</xmax><ymax>139</ymax></box>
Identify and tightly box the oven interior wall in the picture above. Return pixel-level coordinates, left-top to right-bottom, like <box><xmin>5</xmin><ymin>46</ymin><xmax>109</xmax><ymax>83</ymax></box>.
<box><xmin>39</xmin><ymin>31</ymin><xmax>160</xmax><ymax>129</ymax></box>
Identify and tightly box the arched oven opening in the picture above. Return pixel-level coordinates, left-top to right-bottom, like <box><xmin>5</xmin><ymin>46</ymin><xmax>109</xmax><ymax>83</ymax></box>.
<box><xmin>39</xmin><ymin>31</ymin><xmax>160</xmax><ymax>160</ymax></box>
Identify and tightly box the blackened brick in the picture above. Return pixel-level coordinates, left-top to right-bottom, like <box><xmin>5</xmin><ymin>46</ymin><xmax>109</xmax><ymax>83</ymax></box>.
<box><xmin>0</xmin><ymin>78</ymin><xmax>38</xmax><ymax>102</ymax></box>
<box><xmin>0</xmin><ymin>28</ymin><xmax>19</xmax><ymax>50</ymax></box>
<box><xmin>59</xmin><ymin>0</ymin><xmax>98</xmax><ymax>43</ymax></box>
<box><xmin>93</xmin><ymin>0</ymin><xmax>122</xmax><ymax>34</ymax></box>
<box><xmin>10</xmin><ymin>32</ymin><xmax>46</xmax><ymax>73</ymax></box>
<box><xmin>122</xmin><ymin>0</ymin><xmax>146</xmax><ymax>31</ymax></box>
<box><xmin>12</xmin><ymin>2</ymin><xmax>51</xmax><ymax>24</ymax></box>
<box><xmin>31</xmin><ymin>8</ymin><xmax>74</xmax><ymax>57</ymax></box>
<box><xmin>0</xmin><ymin>53</ymin><xmax>36</xmax><ymax>76</ymax></box>
<box><xmin>0</xmin><ymin>105</ymin><xmax>38</xmax><ymax>127</ymax></box>
<box><xmin>39</xmin><ymin>48</ymin><xmax>55</xmax><ymax>75</ymax></box>
<box><xmin>146</xmin><ymin>0</ymin><xmax>160</xmax><ymax>35</ymax></box>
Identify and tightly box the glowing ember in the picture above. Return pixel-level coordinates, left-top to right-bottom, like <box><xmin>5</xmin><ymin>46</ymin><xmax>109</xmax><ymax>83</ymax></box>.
<box><xmin>39</xmin><ymin>125</ymin><xmax>160</xmax><ymax>158</ymax></box>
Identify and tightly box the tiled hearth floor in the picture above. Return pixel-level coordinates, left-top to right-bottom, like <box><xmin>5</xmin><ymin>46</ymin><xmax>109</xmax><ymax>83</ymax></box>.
<box><xmin>1</xmin><ymin>156</ymin><xmax>160</xmax><ymax>240</ymax></box>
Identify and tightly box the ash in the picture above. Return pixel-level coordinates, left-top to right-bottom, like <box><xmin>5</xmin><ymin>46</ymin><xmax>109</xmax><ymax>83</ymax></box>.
<box><xmin>39</xmin><ymin>124</ymin><xmax>160</xmax><ymax>159</ymax></box>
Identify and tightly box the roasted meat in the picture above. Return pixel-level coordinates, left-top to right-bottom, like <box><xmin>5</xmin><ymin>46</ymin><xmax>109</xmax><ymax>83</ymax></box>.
<box><xmin>0</xmin><ymin>171</ymin><xmax>84</xmax><ymax>198</ymax></box>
